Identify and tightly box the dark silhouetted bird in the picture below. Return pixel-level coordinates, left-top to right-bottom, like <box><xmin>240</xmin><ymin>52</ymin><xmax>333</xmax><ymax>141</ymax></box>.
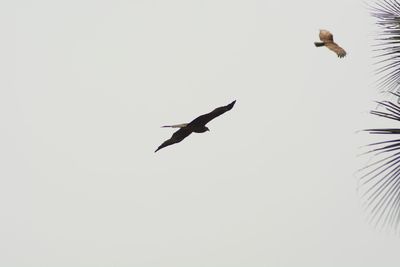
<box><xmin>314</xmin><ymin>29</ymin><xmax>346</xmax><ymax>58</ymax></box>
<box><xmin>155</xmin><ymin>100</ymin><xmax>236</xmax><ymax>152</ymax></box>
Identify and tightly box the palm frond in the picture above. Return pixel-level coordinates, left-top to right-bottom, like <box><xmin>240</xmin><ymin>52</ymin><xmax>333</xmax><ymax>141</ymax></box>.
<box><xmin>360</xmin><ymin>96</ymin><xmax>400</xmax><ymax>233</ymax></box>
<box><xmin>370</xmin><ymin>0</ymin><xmax>400</xmax><ymax>94</ymax></box>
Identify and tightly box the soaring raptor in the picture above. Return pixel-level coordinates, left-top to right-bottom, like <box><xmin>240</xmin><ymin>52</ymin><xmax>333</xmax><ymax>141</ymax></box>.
<box><xmin>155</xmin><ymin>100</ymin><xmax>236</xmax><ymax>152</ymax></box>
<box><xmin>314</xmin><ymin>29</ymin><xmax>346</xmax><ymax>58</ymax></box>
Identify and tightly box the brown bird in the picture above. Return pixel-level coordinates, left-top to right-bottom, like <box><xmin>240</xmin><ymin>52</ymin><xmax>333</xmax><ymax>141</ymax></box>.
<box><xmin>314</xmin><ymin>29</ymin><xmax>346</xmax><ymax>58</ymax></box>
<box><xmin>155</xmin><ymin>100</ymin><xmax>236</xmax><ymax>152</ymax></box>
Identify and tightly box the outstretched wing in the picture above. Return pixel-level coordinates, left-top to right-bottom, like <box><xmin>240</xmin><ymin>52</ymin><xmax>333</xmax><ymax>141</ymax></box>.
<box><xmin>188</xmin><ymin>100</ymin><xmax>236</xmax><ymax>127</ymax></box>
<box><xmin>162</xmin><ymin>123</ymin><xmax>188</xmax><ymax>128</ymax></box>
<box><xmin>324</xmin><ymin>42</ymin><xmax>347</xmax><ymax>58</ymax></box>
<box><xmin>155</xmin><ymin>127</ymin><xmax>192</xmax><ymax>152</ymax></box>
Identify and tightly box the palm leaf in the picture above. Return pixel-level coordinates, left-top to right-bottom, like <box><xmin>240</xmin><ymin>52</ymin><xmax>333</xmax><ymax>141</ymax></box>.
<box><xmin>370</xmin><ymin>0</ymin><xmax>400</xmax><ymax>94</ymax></box>
<box><xmin>360</xmin><ymin>95</ymin><xmax>400</xmax><ymax>233</ymax></box>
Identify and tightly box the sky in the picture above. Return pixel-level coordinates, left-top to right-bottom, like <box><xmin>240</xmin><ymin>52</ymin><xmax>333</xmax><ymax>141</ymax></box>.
<box><xmin>1</xmin><ymin>0</ymin><xmax>400</xmax><ymax>266</ymax></box>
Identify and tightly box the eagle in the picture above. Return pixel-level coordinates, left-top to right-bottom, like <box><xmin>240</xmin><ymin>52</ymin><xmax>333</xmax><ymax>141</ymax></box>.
<box><xmin>314</xmin><ymin>29</ymin><xmax>346</xmax><ymax>58</ymax></box>
<box><xmin>155</xmin><ymin>100</ymin><xmax>236</xmax><ymax>152</ymax></box>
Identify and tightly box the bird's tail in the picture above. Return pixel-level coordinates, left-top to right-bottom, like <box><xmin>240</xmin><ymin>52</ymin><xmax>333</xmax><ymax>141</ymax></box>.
<box><xmin>314</xmin><ymin>42</ymin><xmax>325</xmax><ymax>47</ymax></box>
<box><xmin>162</xmin><ymin>123</ymin><xmax>188</xmax><ymax>128</ymax></box>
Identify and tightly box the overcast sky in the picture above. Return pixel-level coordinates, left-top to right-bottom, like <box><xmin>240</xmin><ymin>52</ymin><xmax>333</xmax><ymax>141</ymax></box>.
<box><xmin>1</xmin><ymin>0</ymin><xmax>399</xmax><ymax>266</ymax></box>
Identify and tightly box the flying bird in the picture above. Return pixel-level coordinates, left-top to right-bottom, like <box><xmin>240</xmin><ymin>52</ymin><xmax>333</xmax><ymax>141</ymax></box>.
<box><xmin>155</xmin><ymin>100</ymin><xmax>236</xmax><ymax>152</ymax></box>
<box><xmin>314</xmin><ymin>29</ymin><xmax>346</xmax><ymax>58</ymax></box>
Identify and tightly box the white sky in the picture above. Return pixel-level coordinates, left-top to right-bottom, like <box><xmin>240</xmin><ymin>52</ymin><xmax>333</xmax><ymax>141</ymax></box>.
<box><xmin>1</xmin><ymin>0</ymin><xmax>399</xmax><ymax>266</ymax></box>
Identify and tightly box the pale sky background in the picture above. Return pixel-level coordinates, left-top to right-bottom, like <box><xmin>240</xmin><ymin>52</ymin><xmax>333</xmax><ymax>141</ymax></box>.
<box><xmin>1</xmin><ymin>0</ymin><xmax>399</xmax><ymax>266</ymax></box>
